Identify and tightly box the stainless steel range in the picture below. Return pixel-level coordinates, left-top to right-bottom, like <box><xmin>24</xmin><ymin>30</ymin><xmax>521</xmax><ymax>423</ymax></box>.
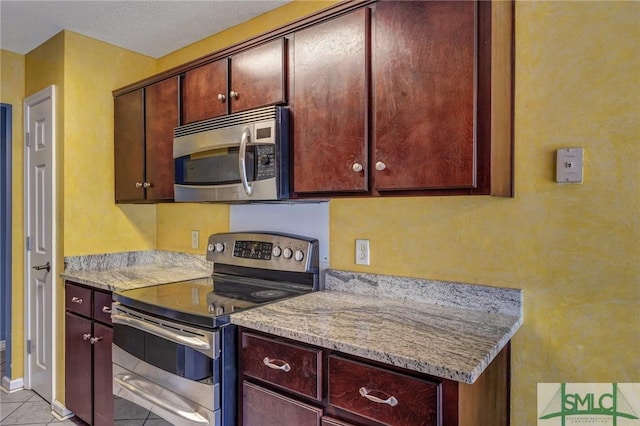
<box><xmin>111</xmin><ymin>232</ymin><xmax>319</xmax><ymax>426</ymax></box>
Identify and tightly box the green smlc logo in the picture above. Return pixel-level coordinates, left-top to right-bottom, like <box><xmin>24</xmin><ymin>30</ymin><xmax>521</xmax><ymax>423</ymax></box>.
<box><xmin>539</xmin><ymin>383</ymin><xmax>639</xmax><ymax>425</ymax></box>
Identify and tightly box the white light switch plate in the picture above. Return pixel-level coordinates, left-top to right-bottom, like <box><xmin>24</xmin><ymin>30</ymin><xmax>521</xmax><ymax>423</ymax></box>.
<box><xmin>556</xmin><ymin>147</ymin><xmax>584</xmax><ymax>183</ymax></box>
<box><xmin>355</xmin><ymin>239</ymin><xmax>370</xmax><ymax>265</ymax></box>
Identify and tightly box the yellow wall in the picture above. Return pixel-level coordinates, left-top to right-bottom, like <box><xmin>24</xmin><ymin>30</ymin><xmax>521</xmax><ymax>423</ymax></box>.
<box><xmin>63</xmin><ymin>31</ymin><xmax>157</xmax><ymax>256</ymax></box>
<box><xmin>0</xmin><ymin>48</ymin><xmax>26</xmax><ymax>379</ymax></box>
<box><xmin>160</xmin><ymin>1</ymin><xmax>639</xmax><ymax>425</ymax></box>
<box><xmin>331</xmin><ymin>2</ymin><xmax>639</xmax><ymax>425</ymax></box>
<box><xmin>3</xmin><ymin>1</ymin><xmax>638</xmax><ymax>424</ymax></box>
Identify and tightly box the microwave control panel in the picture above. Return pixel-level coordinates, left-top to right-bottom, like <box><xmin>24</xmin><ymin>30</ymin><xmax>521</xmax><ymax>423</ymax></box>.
<box><xmin>255</xmin><ymin>145</ymin><xmax>276</xmax><ymax>181</ymax></box>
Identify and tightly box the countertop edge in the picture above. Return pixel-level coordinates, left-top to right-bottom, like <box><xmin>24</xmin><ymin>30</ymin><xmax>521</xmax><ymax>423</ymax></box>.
<box><xmin>230</xmin><ymin>291</ymin><xmax>523</xmax><ymax>384</ymax></box>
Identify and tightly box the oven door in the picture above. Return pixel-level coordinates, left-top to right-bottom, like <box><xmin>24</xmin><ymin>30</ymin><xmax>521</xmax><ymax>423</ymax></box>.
<box><xmin>111</xmin><ymin>303</ymin><xmax>221</xmax><ymax>426</ymax></box>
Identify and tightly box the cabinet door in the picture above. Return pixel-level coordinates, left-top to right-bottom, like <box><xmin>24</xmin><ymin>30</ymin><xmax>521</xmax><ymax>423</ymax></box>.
<box><xmin>230</xmin><ymin>38</ymin><xmax>286</xmax><ymax>113</ymax></box>
<box><xmin>243</xmin><ymin>381</ymin><xmax>322</xmax><ymax>426</ymax></box>
<box><xmin>292</xmin><ymin>9</ymin><xmax>369</xmax><ymax>194</ymax></box>
<box><xmin>373</xmin><ymin>1</ymin><xmax>476</xmax><ymax>191</ymax></box>
<box><xmin>65</xmin><ymin>312</ymin><xmax>93</xmax><ymax>424</ymax></box>
<box><xmin>145</xmin><ymin>77</ymin><xmax>179</xmax><ymax>200</ymax></box>
<box><xmin>93</xmin><ymin>323</ymin><xmax>114</xmax><ymax>426</ymax></box>
<box><xmin>183</xmin><ymin>59</ymin><xmax>228</xmax><ymax>123</ymax></box>
<box><xmin>114</xmin><ymin>89</ymin><xmax>145</xmax><ymax>202</ymax></box>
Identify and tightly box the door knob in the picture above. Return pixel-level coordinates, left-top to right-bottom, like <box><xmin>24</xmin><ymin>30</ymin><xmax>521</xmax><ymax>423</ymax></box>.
<box><xmin>32</xmin><ymin>262</ymin><xmax>50</xmax><ymax>272</ymax></box>
<box><xmin>375</xmin><ymin>161</ymin><xmax>386</xmax><ymax>171</ymax></box>
<box><xmin>229</xmin><ymin>91</ymin><xmax>239</xmax><ymax>99</ymax></box>
<box><xmin>352</xmin><ymin>163</ymin><xmax>363</xmax><ymax>173</ymax></box>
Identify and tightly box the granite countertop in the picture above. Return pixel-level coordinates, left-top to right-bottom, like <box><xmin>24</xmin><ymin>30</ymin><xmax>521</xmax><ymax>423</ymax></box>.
<box><xmin>230</xmin><ymin>269</ymin><xmax>523</xmax><ymax>384</ymax></box>
<box><xmin>61</xmin><ymin>250</ymin><xmax>212</xmax><ymax>292</ymax></box>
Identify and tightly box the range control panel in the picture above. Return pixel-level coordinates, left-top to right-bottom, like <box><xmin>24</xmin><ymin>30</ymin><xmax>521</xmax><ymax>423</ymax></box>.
<box><xmin>206</xmin><ymin>232</ymin><xmax>319</xmax><ymax>273</ymax></box>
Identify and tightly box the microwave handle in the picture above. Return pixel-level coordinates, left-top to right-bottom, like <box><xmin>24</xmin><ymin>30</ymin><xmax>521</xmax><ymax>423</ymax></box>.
<box><xmin>238</xmin><ymin>127</ymin><xmax>254</xmax><ymax>196</ymax></box>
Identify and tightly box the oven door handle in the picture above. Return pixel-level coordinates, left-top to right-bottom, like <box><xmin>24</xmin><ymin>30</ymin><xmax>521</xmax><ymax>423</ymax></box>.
<box><xmin>111</xmin><ymin>313</ymin><xmax>211</xmax><ymax>351</ymax></box>
<box><xmin>238</xmin><ymin>127</ymin><xmax>254</xmax><ymax>197</ymax></box>
<box><xmin>114</xmin><ymin>373</ymin><xmax>211</xmax><ymax>425</ymax></box>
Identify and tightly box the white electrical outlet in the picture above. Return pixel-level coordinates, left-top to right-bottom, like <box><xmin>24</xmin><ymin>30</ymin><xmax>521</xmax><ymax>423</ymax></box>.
<box><xmin>355</xmin><ymin>239</ymin><xmax>370</xmax><ymax>265</ymax></box>
<box><xmin>191</xmin><ymin>230</ymin><xmax>199</xmax><ymax>249</ymax></box>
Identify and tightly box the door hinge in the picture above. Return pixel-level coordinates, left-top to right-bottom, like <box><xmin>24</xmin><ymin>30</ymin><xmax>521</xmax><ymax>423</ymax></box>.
<box><xmin>26</xmin><ymin>131</ymin><xmax>30</xmax><ymax>147</ymax></box>
<box><xmin>26</xmin><ymin>236</ymin><xmax>31</xmax><ymax>251</ymax></box>
<box><xmin>27</xmin><ymin>340</ymin><xmax>32</xmax><ymax>354</ymax></box>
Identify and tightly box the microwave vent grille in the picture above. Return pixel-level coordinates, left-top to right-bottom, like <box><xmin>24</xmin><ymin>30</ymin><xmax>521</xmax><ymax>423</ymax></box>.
<box><xmin>174</xmin><ymin>106</ymin><xmax>281</xmax><ymax>138</ymax></box>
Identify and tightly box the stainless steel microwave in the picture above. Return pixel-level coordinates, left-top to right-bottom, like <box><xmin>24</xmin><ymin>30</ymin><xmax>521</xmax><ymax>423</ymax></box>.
<box><xmin>173</xmin><ymin>106</ymin><xmax>289</xmax><ymax>202</ymax></box>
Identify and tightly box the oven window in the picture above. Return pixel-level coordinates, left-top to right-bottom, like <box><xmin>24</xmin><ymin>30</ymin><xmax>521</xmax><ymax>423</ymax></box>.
<box><xmin>175</xmin><ymin>146</ymin><xmax>255</xmax><ymax>185</ymax></box>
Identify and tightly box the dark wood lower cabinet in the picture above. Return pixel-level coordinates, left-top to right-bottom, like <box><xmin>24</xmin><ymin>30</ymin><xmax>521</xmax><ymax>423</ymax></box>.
<box><xmin>239</xmin><ymin>328</ymin><xmax>511</xmax><ymax>426</ymax></box>
<box><xmin>65</xmin><ymin>282</ymin><xmax>113</xmax><ymax>425</ymax></box>
<box><xmin>64</xmin><ymin>312</ymin><xmax>93</xmax><ymax>423</ymax></box>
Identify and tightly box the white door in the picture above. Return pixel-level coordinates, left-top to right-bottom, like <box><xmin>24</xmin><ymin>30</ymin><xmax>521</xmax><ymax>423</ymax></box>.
<box><xmin>24</xmin><ymin>85</ymin><xmax>56</xmax><ymax>404</ymax></box>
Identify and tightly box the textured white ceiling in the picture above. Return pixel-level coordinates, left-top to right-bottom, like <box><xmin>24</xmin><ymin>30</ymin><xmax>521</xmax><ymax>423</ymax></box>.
<box><xmin>0</xmin><ymin>0</ymin><xmax>291</xmax><ymax>58</ymax></box>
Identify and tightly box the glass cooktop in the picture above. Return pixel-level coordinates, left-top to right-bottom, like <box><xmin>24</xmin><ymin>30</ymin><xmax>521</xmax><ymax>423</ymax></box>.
<box><xmin>113</xmin><ymin>275</ymin><xmax>312</xmax><ymax>328</ymax></box>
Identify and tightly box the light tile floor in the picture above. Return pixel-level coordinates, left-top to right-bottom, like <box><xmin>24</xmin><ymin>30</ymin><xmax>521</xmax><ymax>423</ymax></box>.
<box><xmin>1</xmin><ymin>350</ymin><xmax>172</xmax><ymax>425</ymax></box>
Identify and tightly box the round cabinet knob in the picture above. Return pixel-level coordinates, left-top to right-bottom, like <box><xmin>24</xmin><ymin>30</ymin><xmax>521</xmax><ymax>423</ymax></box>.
<box><xmin>217</xmin><ymin>93</ymin><xmax>226</xmax><ymax>102</ymax></box>
<box><xmin>143</xmin><ymin>182</ymin><xmax>151</xmax><ymax>188</ymax></box>
<box><xmin>283</xmin><ymin>248</ymin><xmax>293</xmax><ymax>259</ymax></box>
<box><xmin>229</xmin><ymin>91</ymin><xmax>239</xmax><ymax>99</ymax></box>
<box><xmin>375</xmin><ymin>161</ymin><xmax>387</xmax><ymax>171</ymax></box>
<box><xmin>207</xmin><ymin>243</ymin><xmax>215</xmax><ymax>252</ymax></box>
<box><xmin>215</xmin><ymin>243</ymin><xmax>225</xmax><ymax>252</ymax></box>
<box><xmin>352</xmin><ymin>163</ymin><xmax>363</xmax><ymax>173</ymax></box>
<box><xmin>294</xmin><ymin>250</ymin><xmax>305</xmax><ymax>262</ymax></box>
<box><xmin>272</xmin><ymin>246</ymin><xmax>282</xmax><ymax>257</ymax></box>
<box><xmin>135</xmin><ymin>182</ymin><xmax>143</xmax><ymax>188</ymax></box>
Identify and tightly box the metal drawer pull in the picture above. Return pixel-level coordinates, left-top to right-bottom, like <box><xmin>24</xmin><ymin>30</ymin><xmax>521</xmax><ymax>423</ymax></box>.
<box><xmin>114</xmin><ymin>374</ymin><xmax>210</xmax><ymax>425</ymax></box>
<box><xmin>82</xmin><ymin>333</ymin><xmax>91</xmax><ymax>341</ymax></box>
<box><xmin>89</xmin><ymin>336</ymin><xmax>102</xmax><ymax>344</ymax></box>
<box><xmin>359</xmin><ymin>387</ymin><xmax>399</xmax><ymax>407</ymax></box>
<box><xmin>71</xmin><ymin>297</ymin><xmax>83</xmax><ymax>304</ymax></box>
<box><xmin>101</xmin><ymin>306</ymin><xmax>112</xmax><ymax>314</ymax></box>
<box><xmin>263</xmin><ymin>357</ymin><xmax>291</xmax><ymax>372</ymax></box>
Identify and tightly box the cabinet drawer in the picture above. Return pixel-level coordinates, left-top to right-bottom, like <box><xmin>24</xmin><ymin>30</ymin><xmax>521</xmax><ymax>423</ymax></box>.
<box><xmin>65</xmin><ymin>283</ymin><xmax>91</xmax><ymax>317</ymax></box>
<box><xmin>328</xmin><ymin>355</ymin><xmax>439</xmax><ymax>426</ymax></box>
<box><xmin>93</xmin><ymin>290</ymin><xmax>113</xmax><ymax>324</ymax></box>
<box><xmin>241</xmin><ymin>332</ymin><xmax>322</xmax><ymax>400</ymax></box>
<box><xmin>243</xmin><ymin>381</ymin><xmax>322</xmax><ymax>426</ymax></box>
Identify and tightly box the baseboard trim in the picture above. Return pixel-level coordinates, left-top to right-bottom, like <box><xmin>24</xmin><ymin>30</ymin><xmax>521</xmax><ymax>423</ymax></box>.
<box><xmin>1</xmin><ymin>375</ymin><xmax>23</xmax><ymax>392</ymax></box>
<box><xmin>52</xmin><ymin>400</ymin><xmax>74</xmax><ymax>420</ymax></box>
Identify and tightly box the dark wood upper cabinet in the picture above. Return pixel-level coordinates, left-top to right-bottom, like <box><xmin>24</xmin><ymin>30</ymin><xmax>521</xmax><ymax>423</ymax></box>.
<box><xmin>114</xmin><ymin>77</ymin><xmax>178</xmax><ymax>202</ymax></box>
<box><xmin>114</xmin><ymin>89</ymin><xmax>145</xmax><ymax>202</ymax></box>
<box><xmin>114</xmin><ymin>0</ymin><xmax>513</xmax><ymax>201</ymax></box>
<box><xmin>289</xmin><ymin>0</ymin><xmax>513</xmax><ymax>197</ymax></box>
<box><xmin>182</xmin><ymin>58</ymin><xmax>228</xmax><ymax>123</ymax></box>
<box><xmin>291</xmin><ymin>8</ymin><xmax>369</xmax><ymax>194</ymax></box>
<box><xmin>145</xmin><ymin>76</ymin><xmax>179</xmax><ymax>201</ymax></box>
<box><xmin>373</xmin><ymin>0</ymin><xmax>476</xmax><ymax>191</ymax></box>
<box><xmin>230</xmin><ymin>38</ymin><xmax>286</xmax><ymax>114</ymax></box>
<box><xmin>181</xmin><ymin>39</ymin><xmax>286</xmax><ymax>124</ymax></box>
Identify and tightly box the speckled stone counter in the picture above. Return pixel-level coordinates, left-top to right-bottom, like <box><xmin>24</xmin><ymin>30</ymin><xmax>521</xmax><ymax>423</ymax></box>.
<box><xmin>61</xmin><ymin>250</ymin><xmax>212</xmax><ymax>292</ymax></box>
<box><xmin>230</xmin><ymin>269</ymin><xmax>523</xmax><ymax>384</ymax></box>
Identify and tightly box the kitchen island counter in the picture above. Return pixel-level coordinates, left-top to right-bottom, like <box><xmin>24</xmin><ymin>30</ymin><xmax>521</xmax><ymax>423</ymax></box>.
<box><xmin>230</xmin><ymin>269</ymin><xmax>522</xmax><ymax>384</ymax></box>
